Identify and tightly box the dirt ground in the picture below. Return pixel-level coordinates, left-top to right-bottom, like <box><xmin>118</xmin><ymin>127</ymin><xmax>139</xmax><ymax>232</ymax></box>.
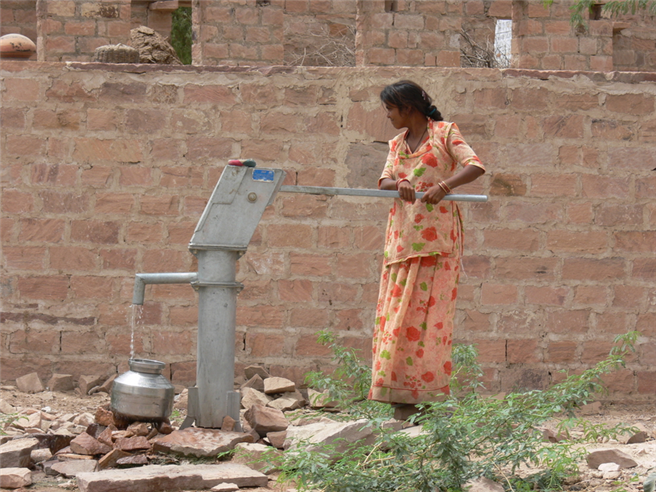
<box><xmin>2</xmin><ymin>386</ymin><xmax>655</xmax><ymax>492</ymax></box>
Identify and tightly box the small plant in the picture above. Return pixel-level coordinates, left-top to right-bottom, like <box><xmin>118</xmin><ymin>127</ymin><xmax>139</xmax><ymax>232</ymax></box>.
<box><xmin>279</xmin><ymin>331</ymin><xmax>640</xmax><ymax>492</ymax></box>
<box><xmin>0</xmin><ymin>413</ymin><xmax>27</xmax><ymax>435</ymax></box>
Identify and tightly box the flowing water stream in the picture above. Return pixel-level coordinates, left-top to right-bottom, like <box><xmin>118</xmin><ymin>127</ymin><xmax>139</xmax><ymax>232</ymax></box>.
<box><xmin>130</xmin><ymin>304</ymin><xmax>144</xmax><ymax>360</ymax></box>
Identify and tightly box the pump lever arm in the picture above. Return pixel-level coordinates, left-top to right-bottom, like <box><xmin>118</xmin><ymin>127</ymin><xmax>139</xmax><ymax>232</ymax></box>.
<box><xmin>279</xmin><ymin>185</ymin><xmax>487</xmax><ymax>202</ymax></box>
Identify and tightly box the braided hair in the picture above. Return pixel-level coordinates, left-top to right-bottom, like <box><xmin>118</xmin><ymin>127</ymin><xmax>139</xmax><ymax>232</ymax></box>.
<box><xmin>380</xmin><ymin>80</ymin><xmax>443</xmax><ymax>121</ymax></box>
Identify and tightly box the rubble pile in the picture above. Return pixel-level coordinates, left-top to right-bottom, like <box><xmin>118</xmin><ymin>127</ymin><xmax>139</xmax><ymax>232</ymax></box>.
<box><xmin>0</xmin><ymin>366</ymin><xmax>653</xmax><ymax>491</ymax></box>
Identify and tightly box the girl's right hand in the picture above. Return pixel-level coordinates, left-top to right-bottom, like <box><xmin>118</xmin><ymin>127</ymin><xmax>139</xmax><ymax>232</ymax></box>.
<box><xmin>397</xmin><ymin>179</ymin><xmax>416</xmax><ymax>203</ymax></box>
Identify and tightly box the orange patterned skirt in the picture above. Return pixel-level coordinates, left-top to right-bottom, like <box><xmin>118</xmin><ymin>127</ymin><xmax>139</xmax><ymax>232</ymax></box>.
<box><xmin>368</xmin><ymin>253</ymin><xmax>460</xmax><ymax>404</ymax></box>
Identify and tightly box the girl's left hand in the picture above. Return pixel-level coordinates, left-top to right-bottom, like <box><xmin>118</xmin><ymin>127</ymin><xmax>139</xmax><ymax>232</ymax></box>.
<box><xmin>420</xmin><ymin>185</ymin><xmax>446</xmax><ymax>204</ymax></box>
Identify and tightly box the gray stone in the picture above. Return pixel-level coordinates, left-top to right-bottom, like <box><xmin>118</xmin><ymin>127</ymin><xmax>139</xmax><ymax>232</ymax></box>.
<box><xmin>244</xmin><ymin>404</ymin><xmax>289</xmax><ymax>435</ymax></box>
<box><xmin>51</xmin><ymin>459</ymin><xmax>98</xmax><ymax>477</ymax></box>
<box><xmin>586</xmin><ymin>448</ymin><xmax>638</xmax><ymax>469</ymax></box>
<box><xmin>464</xmin><ymin>476</ymin><xmax>505</xmax><ymax>492</ymax></box>
<box><xmin>76</xmin><ymin>463</ymin><xmax>268</xmax><ymax>492</ymax></box>
<box><xmin>15</xmin><ymin>373</ymin><xmax>44</xmax><ymax>394</ymax></box>
<box><xmin>47</xmin><ymin>374</ymin><xmax>74</xmax><ymax>392</ymax></box>
<box><xmin>0</xmin><ymin>467</ymin><xmax>31</xmax><ymax>489</ymax></box>
<box><xmin>240</xmin><ymin>387</ymin><xmax>272</xmax><ymax>410</ymax></box>
<box><xmin>0</xmin><ymin>437</ymin><xmax>39</xmax><ymax>468</ymax></box>
<box><xmin>244</xmin><ymin>365</ymin><xmax>270</xmax><ymax>380</ymax></box>
<box><xmin>150</xmin><ymin>428</ymin><xmax>254</xmax><ymax>458</ymax></box>
<box><xmin>263</xmin><ymin>377</ymin><xmax>296</xmax><ymax>394</ymax></box>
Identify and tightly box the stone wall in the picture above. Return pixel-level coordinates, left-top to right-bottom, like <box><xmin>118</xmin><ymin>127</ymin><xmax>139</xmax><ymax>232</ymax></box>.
<box><xmin>2</xmin><ymin>61</ymin><xmax>656</xmax><ymax>400</ymax></box>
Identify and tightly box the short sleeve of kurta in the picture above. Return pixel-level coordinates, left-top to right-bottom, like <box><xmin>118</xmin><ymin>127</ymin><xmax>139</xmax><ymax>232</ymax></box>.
<box><xmin>379</xmin><ymin>121</ymin><xmax>484</xmax><ymax>266</ymax></box>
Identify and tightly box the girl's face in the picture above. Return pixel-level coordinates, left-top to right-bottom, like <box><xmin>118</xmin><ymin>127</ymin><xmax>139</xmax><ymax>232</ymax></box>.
<box><xmin>384</xmin><ymin>103</ymin><xmax>408</xmax><ymax>129</ymax></box>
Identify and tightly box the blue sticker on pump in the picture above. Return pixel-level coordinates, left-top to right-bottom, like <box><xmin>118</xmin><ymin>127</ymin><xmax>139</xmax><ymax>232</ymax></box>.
<box><xmin>252</xmin><ymin>169</ymin><xmax>274</xmax><ymax>182</ymax></box>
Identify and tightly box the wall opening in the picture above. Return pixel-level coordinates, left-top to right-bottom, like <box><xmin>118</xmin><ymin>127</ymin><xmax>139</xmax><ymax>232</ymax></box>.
<box><xmin>494</xmin><ymin>19</ymin><xmax>512</xmax><ymax>68</ymax></box>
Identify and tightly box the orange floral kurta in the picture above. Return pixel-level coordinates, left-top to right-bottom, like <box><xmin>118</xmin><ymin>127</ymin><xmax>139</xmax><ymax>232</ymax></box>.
<box><xmin>368</xmin><ymin>120</ymin><xmax>485</xmax><ymax>405</ymax></box>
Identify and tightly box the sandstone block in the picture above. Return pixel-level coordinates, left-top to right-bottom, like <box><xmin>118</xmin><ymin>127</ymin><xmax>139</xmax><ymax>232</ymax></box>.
<box><xmin>116</xmin><ymin>454</ymin><xmax>148</xmax><ymax>466</ymax></box>
<box><xmin>15</xmin><ymin>372</ymin><xmax>44</xmax><ymax>394</ymax></box>
<box><xmin>48</xmin><ymin>374</ymin><xmax>74</xmax><ymax>392</ymax></box>
<box><xmin>231</xmin><ymin>442</ymin><xmax>282</xmax><ymax>474</ymax></box>
<box><xmin>263</xmin><ymin>376</ymin><xmax>295</xmax><ymax>394</ymax></box>
<box><xmin>76</xmin><ymin>464</ymin><xmax>268</xmax><ymax>492</ymax></box>
<box><xmin>151</xmin><ymin>428</ymin><xmax>254</xmax><ymax>458</ymax></box>
<box><xmin>240</xmin><ymin>387</ymin><xmax>271</xmax><ymax>410</ymax></box>
<box><xmin>0</xmin><ymin>437</ymin><xmax>39</xmax><ymax>468</ymax></box>
<box><xmin>243</xmin><ymin>405</ymin><xmax>289</xmax><ymax>435</ymax></box>
<box><xmin>79</xmin><ymin>375</ymin><xmax>104</xmax><ymax>396</ymax></box>
<box><xmin>284</xmin><ymin>419</ymin><xmax>373</xmax><ymax>458</ymax></box>
<box><xmin>267</xmin><ymin>396</ymin><xmax>302</xmax><ymax>412</ymax></box>
<box><xmin>0</xmin><ymin>468</ymin><xmax>31</xmax><ymax>489</ymax></box>
<box><xmin>114</xmin><ymin>436</ymin><xmax>150</xmax><ymax>452</ymax></box>
<box><xmin>241</xmin><ymin>375</ymin><xmax>265</xmax><ymax>392</ymax></box>
<box><xmin>97</xmin><ymin>449</ymin><xmax>130</xmax><ymax>470</ymax></box>
<box><xmin>244</xmin><ymin>365</ymin><xmax>270</xmax><ymax>380</ymax></box>
<box><xmin>70</xmin><ymin>433</ymin><xmax>112</xmax><ymax>456</ymax></box>
<box><xmin>30</xmin><ymin>448</ymin><xmax>52</xmax><ymax>463</ymax></box>
<box><xmin>51</xmin><ymin>459</ymin><xmax>97</xmax><ymax>477</ymax></box>
<box><xmin>266</xmin><ymin>430</ymin><xmax>287</xmax><ymax>449</ymax></box>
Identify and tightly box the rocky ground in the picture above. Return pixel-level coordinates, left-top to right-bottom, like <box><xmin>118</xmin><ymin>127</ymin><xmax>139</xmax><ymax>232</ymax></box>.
<box><xmin>1</xmin><ymin>379</ymin><xmax>655</xmax><ymax>492</ymax></box>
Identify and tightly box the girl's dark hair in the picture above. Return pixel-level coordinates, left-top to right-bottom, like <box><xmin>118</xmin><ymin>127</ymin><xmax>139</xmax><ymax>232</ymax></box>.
<box><xmin>380</xmin><ymin>80</ymin><xmax>443</xmax><ymax>121</ymax></box>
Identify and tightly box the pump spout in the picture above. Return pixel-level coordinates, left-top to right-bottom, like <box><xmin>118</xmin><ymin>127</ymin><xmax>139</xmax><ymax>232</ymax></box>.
<box><xmin>132</xmin><ymin>272</ymin><xmax>198</xmax><ymax>305</ymax></box>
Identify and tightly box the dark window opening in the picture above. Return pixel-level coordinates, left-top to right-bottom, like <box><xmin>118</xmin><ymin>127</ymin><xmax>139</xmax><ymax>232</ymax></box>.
<box><xmin>385</xmin><ymin>1</ymin><xmax>398</xmax><ymax>13</ymax></box>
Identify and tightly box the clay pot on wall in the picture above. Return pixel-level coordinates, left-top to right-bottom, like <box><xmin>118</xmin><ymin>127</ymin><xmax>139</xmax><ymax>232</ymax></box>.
<box><xmin>0</xmin><ymin>33</ymin><xmax>36</xmax><ymax>59</ymax></box>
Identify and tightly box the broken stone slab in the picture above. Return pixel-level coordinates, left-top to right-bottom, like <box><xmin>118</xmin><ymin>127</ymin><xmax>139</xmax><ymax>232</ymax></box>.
<box><xmin>114</xmin><ymin>436</ymin><xmax>150</xmax><ymax>452</ymax></box>
<box><xmin>307</xmin><ymin>388</ymin><xmax>338</xmax><ymax>409</ymax></box>
<box><xmin>0</xmin><ymin>467</ymin><xmax>32</xmax><ymax>489</ymax></box>
<box><xmin>97</xmin><ymin>449</ymin><xmax>130</xmax><ymax>470</ymax></box>
<box><xmin>244</xmin><ymin>365</ymin><xmax>270</xmax><ymax>380</ymax></box>
<box><xmin>586</xmin><ymin>448</ymin><xmax>638</xmax><ymax>469</ymax></box>
<box><xmin>0</xmin><ymin>437</ymin><xmax>39</xmax><ymax>468</ymax></box>
<box><xmin>11</xmin><ymin>411</ymin><xmax>41</xmax><ymax>430</ymax></box>
<box><xmin>116</xmin><ymin>454</ymin><xmax>148</xmax><ymax>467</ymax></box>
<box><xmin>91</xmin><ymin>374</ymin><xmax>116</xmax><ymax>395</ymax></box>
<box><xmin>464</xmin><ymin>476</ymin><xmax>505</xmax><ymax>492</ymax></box>
<box><xmin>151</xmin><ymin>428</ymin><xmax>254</xmax><ymax>458</ymax></box>
<box><xmin>240</xmin><ymin>387</ymin><xmax>272</xmax><ymax>410</ymax></box>
<box><xmin>48</xmin><ymin>374</ymin><xmax>74</xmax><ymax>392</ymax></box>
<box><xmin>74</xmin><ymin>412</ymin><xmax>96</xmax><ymax>427</ymax></box>
<box><xmin>244</xmin><ymin>405</ymin><xmax>289</xmax><ymax>435</ymax></box>
<box><xmin>15</xmin><ymin>372</ymin><xmax>44</xmax><ymax>394</ymax></box>
<box><xmin>267</xmin><ymin>396</ymin><xmax>303</xmax><ymax>412</ymax></box>
<box><xmin>79</xmin><ymin>375</ymin><xmax>105</xmax><ymax>396</ymax></box>
<box><xmin>221</xmin><ymin>415</ymin><xmax>237</xmax><ymax>432</ymax></box>
<box><xmin>285</xmin><ymin>419</ymin><xmax>374</xmax><ymax>458</ymax></box>
<box><xmin>267</xmin><ymin>430</ymin><xmax>287</xmax><ymax>449</ymax></box>
<box><xmin>241</xmin><ymin>374</ymin><xmax>265</xmax><ymax>392</ymax></box>
<box><xmin>94</xmin><ymin>406</ymin><xmax>116</xmax><ymax>427</ymax></box>
<box><xmin>126</xmin><ymin>422</ymin><xmax>151</xmax><ymax>437</ymax></box>
<box><xmin>263</xmin><ymin>377</ymin><xmax>296</xmax><ymax>394</ymax></box>
<box><xmin>32</xmin><ymin>433</ymin><xmax>74</xmax><ymax>454</ymax></box>
<box><xmin>231</xmin><ymin>442</ymin><xmax>282</xmax><ymax>474</ymax></box>
<box><xmin>619</xmin><ymin>422</ymin><xmax>649</xmax><ymax>444</ymax></box>
<box><xmin>70</xmin><ymin>433</ymin><xmax>112</xmax><ymax>456</ymax></box>
<box><xmin>76</xmin><ymin>463</ymin><xmax>268</xmax><ymax>492</ymax></box>
<box><xmin>51</xmin><ymin>459</ymin><xmax>98</xmax><ymax>477</ymax></box>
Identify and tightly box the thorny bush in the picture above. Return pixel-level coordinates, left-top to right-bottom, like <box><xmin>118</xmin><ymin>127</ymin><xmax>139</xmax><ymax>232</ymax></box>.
<box><xmin>275</xmin><ymin>330</ymin><xmax>640</xmax><ymax>492</ymax></box>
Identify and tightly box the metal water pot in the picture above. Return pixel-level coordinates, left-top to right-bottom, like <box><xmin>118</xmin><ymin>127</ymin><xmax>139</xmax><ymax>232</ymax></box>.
<box><xmin>110</xmin><ymin>359</ymin><xmax>174</xmax><ymax>422</ymax></box>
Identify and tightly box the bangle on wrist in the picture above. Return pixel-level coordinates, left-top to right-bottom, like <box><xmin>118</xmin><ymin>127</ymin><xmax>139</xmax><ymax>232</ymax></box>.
<box><xmin>438</xmin><ymin>181</ymin><xmax>451</xmax><ymax>194</ymax></box>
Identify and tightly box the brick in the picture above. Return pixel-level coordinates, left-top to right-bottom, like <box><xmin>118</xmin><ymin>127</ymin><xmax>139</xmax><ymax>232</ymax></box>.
<box><xmin>525</xmin><ymin>286</ymin><xmax>567</xmax><ymax>306</ymax></box>
<box><xmin>40</xmin><ymin>191</ymin><xmax>89</xmax><ymax>213</ymax></box>
<box><xmin>9</xmin><ymin>329</ymin><xmax>60</xmax><ymax>354</ymax></box>
<box><xmin>6</xmin><ymin>135</ymin><xmax>46</xmax><ymax>156</ymax></box>
<box><xmin>94</xmin><ymin>193</ymin><xmax>135</xmax><ymax>214</ymax></box>
<box><xmin>612</xmin><ymin>285</ymin><xmax>645</xmax><ymax>309</ymax></box>
<box><xmin>126</xmin><ymin>222</ymin><xmax>163</xmax><ymax>243</ymax></box>
<box><xmin>169</xmin><ymin>306</ymin><xmax>198</xmax><ymax>325</ymax></box>
<box><xmin>547</xmin><ymin>310</ymin><xmax>590</xmax><ymax>334</ymax></box>
<box><xmin>267</xmin><ymin>224</ymin><xmax>313</xmax><ymax>248</ymax></box>
<box><xmin>580</xmin><ymin>340</ymin><xmax>616</xmax><ymax>364</ymax></box>
<box><xmin>71</xmin><ymin>220</ymin><xmax>120</xmax><ymax>244</ymax></box>
<box><xmin>81</xmin><ymin>166</ymin><xmax>113</xmax><ymax>187</ymax></box>
<box><xmin>573</xmin><ymin>285</ymin><xmax>607</xmax><ymax>305</ymax></box>
<box><xmin>237</xmin><ymin>305</ymin><xmax>285</xmax><ymax>328</ymax></box>
<box><xmin>336</xmin><ymin>253</ymin><xmax>371</xmax><ymax>279</ymax></box>
<box><xmin>595</xmin><ymin>312</ymin><xmax>629</xmax><ymax>335</ymax></box>
<box><xmin>3</xmin><ymin>246</ymin><xmax>46</xmax><ymax>270</ymax></box>
<box><xmin>317</xmin><ymin>282</ymin><xmax>359</xmax><ymax>304</ymax></box>
<box><xmin>606</xmin><ymin>93</ymin><xmax>655</xmax><ymax>115</ymax></box>
<box><xmin>581</xmin><ymin>175</ymin><xmax>630</xmax><ymax>199</ymax></box>
<box><xmin>483</xmin><ymin>228</ymin><xmax>539</xmax><ymax>251</ymax></box>
<box><xmin>636</xmin><ymin>313</ymin><xmax>656</xmax><ymax>337</ymax></box>
<box><xmin>473</xmin><ymin>339</ymin><xmax>506</xmax><ymax>363</ymax></box>
<box><xmin>61</xmin><ymin>330</ymin><xmax>104</xmax><ymax>354</ymax></box>
<box><xmin>152</xmin><ymin>331</ymin><xmax>195</xmax><ymax>355</ymax></box>
<box><xmin>1</xmin><ymin>107</ymin><xmax>25</xmax><ymax>128</ymax></box>
<box><xmin>70</xmin><ymin>276</ymin><xmax>114</xmax><ymax>299</ymax></box>
<box><xmin>458</xmin><ymin>309</ymin><xmax>491</xmax><ymax>333</ymax></box>
<box><xmin>87</xmin><ymin>109</ymin><xmax>119</xmax><ymax>131</ymax></box>
<box><xmin>354</xmin><ymin>226</ymin><xmax>383</xmax><ymax>251</ymax></box>
<box><xmin>289</xmin><ymin>253</ymin><xmax>332</xmax><ymax>276</ymax></box>
<box><xmin>542</xmin><ymin>115</ymin><xmax>584</xmax><ymax>138</ymax></box>
<box><xmin>142</xmin><ymin>250</ymin><xmax>187</xmax><ymax>272</ymax></box>
<box><xmin>49</xmin><ymin>246</ymin><xmax>97</xmax><ymax>271</ymax></box>
<box><xmin>546</xmin><ymin>230</ymin><xmax>607</xmax><ymax>253</ymax></box>
<box><xmin>18</xmin><ymin>276</ymin><xmax>69</xmax><ymax>300</ymax></box>
<box><xmin>167</xmin><ymin>222</ymin><xmax>196</xmax><ymax>245</ymax></box>
<box><xmin>591</xmin><ymin>119</ymin><xmax>634</xmax><ymax>141</ymax></box>
<box><xmin>596</xmin><ymin>204</ymin><xmax>643</xmax><ymax>227</ymax></box>
<box><xmin>494</xmin><ymin>257</ymin><xmax>558</xmax><ymax>280</ymax></box>
<box><xmin>246</xmin><ymin>332</ymin><xmax>286</xmax><ymax>357</ymax></box>
<box><xmin>562</xmin><ymin>258</ymin><xmax>625</xmax><ymax>281</ymax></box>
<box><xmin>289</xmin><ymin>307</ymin><xmax>330</xmax><ymax>328</ymax></box>
<box><xmin>278</xmin><ymin>279</ymin><xmax>313</xmax><ymax>302</ymax></box>
<box><xmin>507</xmin><ymin>338</ymin><xmax>540</xmax><ymax>364</ymax></box>
<box><xmin>2</xmin><ymin>190</ymin><xmax>34</xmax><ymax>213</ymax></box>
<box><xmin>294</xmin><ymin>333</ymin><xmax>332</xmax><ymax>357</ymax></box>
<box><xmin>480</xmin><ymin>283</ymin><xmax>518</xmax><ymax>305</ymax></box>
<box><xmin>140</xmin><ymin>195</ymin><xmax>179</xmax><ymax>215</ymax></box>
<box><xmin>281</xmin><ymin>195</ymin><xmax>329</xmax><ymax>218</ymax></box>
<box><xmin>614</xmin><ymin>231</ymin><xmax>656</xmax><ymax>253</ymax></box>
<box><xmin>31</xmin><ymin>163</ymin><xmax>77</xmax><ymax>186</ymax></box>
<box><xmin>636</xmin><ymin>372</ymin><xmax>656</xmax><ymax>394</ymax></box>
<box><xmin>4</xmin><ymin>77</ymin><xmax>39</xmax><ymax>101</ymax></box>
<box><xmin>545</xmin><ymin>341</ymin><xmax>578</xmax><ymax>363</ymax></box>
<box><xmin>504</xmin><ymin>202</ymin><xmax>560</xmax><ymax>224</ymax></box>
<box><xmin>100</xmin><ymin>248</ymin><xmax>137</xmax><ymax>271</ymax></box>
<box><xmin>633</xmin><ymin>258</ymin><xmax>656</xmax><ymax>281</ymax></box>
